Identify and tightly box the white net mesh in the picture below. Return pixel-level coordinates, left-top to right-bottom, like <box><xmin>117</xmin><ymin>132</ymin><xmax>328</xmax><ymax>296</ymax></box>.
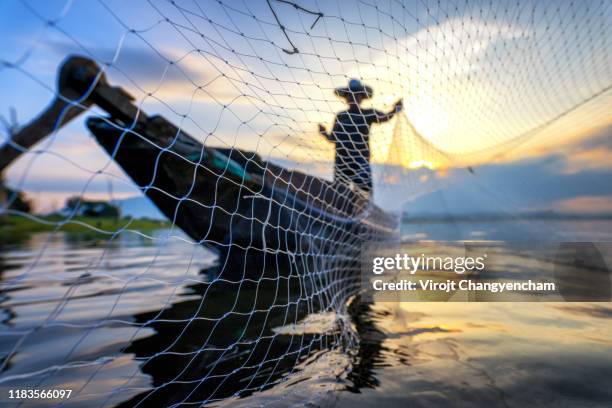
<box><xmin>0</xmin><ymin>0</ymin><xmax>611</xmax><ymax>406</ymax></box>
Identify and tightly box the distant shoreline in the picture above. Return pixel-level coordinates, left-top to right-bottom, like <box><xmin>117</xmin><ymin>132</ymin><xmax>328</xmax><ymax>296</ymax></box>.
<box><xmin>402</xmin><ymin>212</ymin><xmax>612</xmax><ymax>223</ymax></box>
<box><xmin>0</xmin><ymin>214</ymin><xmax>169</xmax><ymax>239</ymax></box>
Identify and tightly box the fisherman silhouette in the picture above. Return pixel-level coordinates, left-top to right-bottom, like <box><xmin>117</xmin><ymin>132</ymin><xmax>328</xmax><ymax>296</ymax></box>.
<box><xmin>319</xmin><ymin>79</ymin><xmax>403</xmax><ymax>194</ymax></box>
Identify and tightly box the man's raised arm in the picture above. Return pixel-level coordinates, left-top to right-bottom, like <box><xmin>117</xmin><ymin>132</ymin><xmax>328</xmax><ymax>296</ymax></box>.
<box><xmin>318</xmin><ymin>124</ymin><xmax>335</xmax><ymax>142</ymax></box>
<box><xmin>375</xmin><ymin>99</ymin><xmax>403</xmax><ymax>123</ymax></box>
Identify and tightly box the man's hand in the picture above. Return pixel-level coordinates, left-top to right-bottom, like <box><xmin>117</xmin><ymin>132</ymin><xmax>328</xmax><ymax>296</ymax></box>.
<box><xmin>318</xmin><ymin>124</ymin><xmax>335</xmax><ymax>142</ymax></box>
<box><xmin>394</xmin><ymin>99</ymin><xmax>403</xmax><ymax>112</ymax></box>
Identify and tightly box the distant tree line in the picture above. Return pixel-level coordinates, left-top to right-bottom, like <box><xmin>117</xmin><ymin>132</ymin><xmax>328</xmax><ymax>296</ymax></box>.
<box><xmin>2</xmin><ymin>185</ymin><xmax>32</xmax><ymax>214</ymax></box>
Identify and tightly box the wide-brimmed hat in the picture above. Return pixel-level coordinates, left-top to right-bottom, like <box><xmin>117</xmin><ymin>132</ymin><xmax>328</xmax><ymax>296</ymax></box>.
<box><xmin>335</xmin><ymin>79</ymin><xmax>373</xmax><ymax>99</ymax></box>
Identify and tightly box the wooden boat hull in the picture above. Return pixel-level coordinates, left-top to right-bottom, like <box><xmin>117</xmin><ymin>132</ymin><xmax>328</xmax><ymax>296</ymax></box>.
<box><xmin>87</xmin><ymin>115</ymin><xmax>397</xmax><ymax>272</ymax></box>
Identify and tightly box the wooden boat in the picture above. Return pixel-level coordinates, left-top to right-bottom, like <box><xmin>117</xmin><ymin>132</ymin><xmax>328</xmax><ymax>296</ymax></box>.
<box><xmin>87</xmin><ymin>114</ymin><xmax>398</xmax><ymax>270</ymax></box>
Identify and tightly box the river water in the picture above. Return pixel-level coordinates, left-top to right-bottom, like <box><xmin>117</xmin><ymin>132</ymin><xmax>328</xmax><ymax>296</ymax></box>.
<box><xmin>0</xmin><ymin>220</ymin><xmax>611</xmax><ymax>407</ymax></box>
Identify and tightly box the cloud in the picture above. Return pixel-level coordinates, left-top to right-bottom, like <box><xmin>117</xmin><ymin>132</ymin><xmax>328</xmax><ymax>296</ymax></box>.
<box><xmin>401</xmin><ymin>153</ymin><xmax>612</xmax><ymax>216</ymax></box>
<box><xmin>566</xmin><ymin>125</ymin><xmax>612</xmax><ymax>151</ymax></box>
<box><xmin>47</xmin><ymin>40</ymin><xmax>198</xmax><ymax>81</ymax></box>
<box><xmin>46</xmin><ymin>41</ymin><xmax>247</xmax><ymax>104</ymax></box>
<box><xmin>553</xmin><ymin>196</ymin><xmax>612</xmax><ymax>214</ymax></box>
<box><xmin>556</xmin><ymin>125</ymin><xmax>612</xmax><ymax>173</ymax></box>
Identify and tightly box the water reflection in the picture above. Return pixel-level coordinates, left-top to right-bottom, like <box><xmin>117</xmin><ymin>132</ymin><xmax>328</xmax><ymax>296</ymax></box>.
<box><xmin>117</xmin><ymin>273</ymin><xmax>339</xmax><ymax>406</ymax></box>
<box><xmin>0</xmin><ymin>230</ymin><xmax>356</xmax><ymax>407</ymax></box>
<box><xmin>335</xmin><ymin>301</ymin><xmax>612</xmax><ymax>407</ymax></box>
<box><xmin>1</xmin><ymin>225</ymin><xmax>612</xmax><ymax>407</ymax></box>
<box><xmin>345</xmin><ymin>298</ymin><xmax>386</xmax><ymax>391</ymax></box>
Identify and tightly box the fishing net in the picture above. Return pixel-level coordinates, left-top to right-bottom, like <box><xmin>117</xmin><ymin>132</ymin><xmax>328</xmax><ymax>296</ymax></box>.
<box><xmin>0</xmin><ymin>0</ymin><xmax>611</xmax><ymax>406</ymax></box>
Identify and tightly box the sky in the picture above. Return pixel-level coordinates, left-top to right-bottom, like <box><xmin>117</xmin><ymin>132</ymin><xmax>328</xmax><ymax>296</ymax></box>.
<box><xmin>0</xmin><ymin>0</ymin><xmax>611</xmax><ymax>214</ymax></box>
